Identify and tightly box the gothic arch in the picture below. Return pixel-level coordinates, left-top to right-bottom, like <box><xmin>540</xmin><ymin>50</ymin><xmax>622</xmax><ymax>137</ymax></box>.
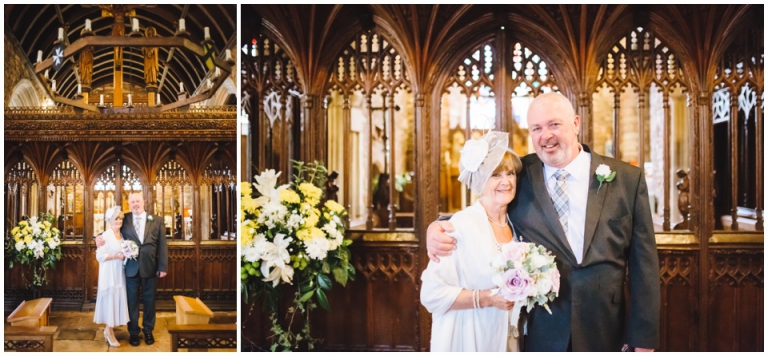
<box><xmin>7</xmin><ymin>79</ymin><xmax>41</xmax><ymax>107</ymax></box>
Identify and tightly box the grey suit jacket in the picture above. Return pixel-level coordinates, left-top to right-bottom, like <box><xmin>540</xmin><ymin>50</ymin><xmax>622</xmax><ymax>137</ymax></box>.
<box><xmin>508</xmin><ymin>145</ymin><xmax>660</xmax><ymax>351</ymax></box>
<box><xmin>122</xmin><ymin>212</ymin><xmax>168</xmax><ymax>279</ymax></box>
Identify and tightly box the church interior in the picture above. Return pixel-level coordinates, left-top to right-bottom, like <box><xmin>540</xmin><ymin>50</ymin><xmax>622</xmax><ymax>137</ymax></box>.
<box><xmin>242</xmin><ymin>4</ymin><xmax>763</xmax><ymax>352</ymax></box>
<box><xmin>4</xmin><ymin>4</ymin><xmax>237</xmax><ymax>351</ymax></box>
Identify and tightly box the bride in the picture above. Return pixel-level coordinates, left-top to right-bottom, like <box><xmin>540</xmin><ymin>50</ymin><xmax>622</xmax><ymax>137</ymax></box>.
<box><xmin>93</xmin><ymin>206</ymin><xmax>130</xmax><ymax>347</ymax></box>
<box><xmin>420</xmin><ymin>131</ymin><xmax>523</xmax><ymax>351</ymax></box>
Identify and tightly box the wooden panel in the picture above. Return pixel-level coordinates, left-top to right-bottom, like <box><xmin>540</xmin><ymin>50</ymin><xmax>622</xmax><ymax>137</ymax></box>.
<box><xmin>199</xmin><ymin>244</ymin><xmax>238</xmax><ymax>303</ymax></box>
<box><xmin>658</xmin><ymin>249</ymin><xmax>699</xmax><ymax>351</ymax></box>
<box><xmin>708</xmin><ymin>247</ymin><xmax>764</xmax><ymax>351</ymax></box>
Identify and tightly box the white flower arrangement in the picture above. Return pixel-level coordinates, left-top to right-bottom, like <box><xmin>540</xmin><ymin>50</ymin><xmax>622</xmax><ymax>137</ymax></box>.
<box><xmin>5</xmin><ymin>214</ymin><xmax>63</xmax><ymax>288</ymax></box>
<box><xmin>490</xmin><ymin>241</ymin><xmax>560</xmax><ymax>329</ymax></box>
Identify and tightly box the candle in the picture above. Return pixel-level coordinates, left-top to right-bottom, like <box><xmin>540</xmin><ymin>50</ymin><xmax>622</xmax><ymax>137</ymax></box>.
<box><xmin>77</xmin><ymin>84</ymin><xmax>82</xmax><ymax>95</ymax></box>
<box><xmin>207</xmin><ymin>78</ymin><xmax>212</xmax><ymax>89</ymax></box>
<box><xmin>178</xmin><ymin>18</ymin><xmax>186</xmax><ymax>32</ymax></box>
<box><xmin>225</xmin><ymin>49</ymin><xmax>232</xmax><ymax>61</ymax></box>
<box><xmin>44</xmin><ymin>69</ymin><xmax>49</xmax><ymax>79</ymax></box>
<box><xmin>214</xmin><ymin>68</ymin><xmax>220</xmax><ymax>78</ymax></box>
<box><xmin>204</xmin><ymin>27</ymin><xmax>210</xmax><ymax>40</ymax></box>
<box><xmin>100</xmin><ymin>94</ymin><xmax>104</xmax><ymax>106</ymax></box>
<box><xmin>52</xmin><ymin>80</ymin><xmax>57</xmax><ymax>92</ymax></box>
<box><xmin>85</xmin><ymin>19</ymin><xmax>91</xmax><ymax>32</ymax></box>
<box><xmin>37</xmin><ymin>50</ymin><xmax>43</xmax><ymax>63</ymax></box>
<box><xmin>132</xmin><ymin>18</ymin><xmax>139</xmax><ymax>32</ymax></box>
<box><xmin>58</xmin><ymin>28</ymin><xmax>64</xmax><ymax>41</ymax></box>
<box><xmin>156</xmin><ymin>93</ymin><xmax>161</xmax><ymax>105</ymax></box>
<box><xmin>179</xmin><ymin>82</ymin><xmax>184</xmax><ymax>93</ymax></box>
<box><xmin>128</xmin><ymin>94</ymin><xmax>133</xmax><ymax>106</ymax></box>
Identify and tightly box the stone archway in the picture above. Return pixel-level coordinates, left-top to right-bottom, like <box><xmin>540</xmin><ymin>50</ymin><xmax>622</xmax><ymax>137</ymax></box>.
<box><xmin>8</xmin><ymin>79</ymin><xmax>40</xmax><ymax>107</ymax></box>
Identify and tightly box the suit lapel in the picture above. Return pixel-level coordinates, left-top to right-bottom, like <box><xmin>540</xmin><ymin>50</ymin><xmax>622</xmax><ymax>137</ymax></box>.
<box><xmin>142</xmin><ymin>215</ymin><xmax>152</xmax><ymax>244</ymax></box>
<box><xmin>526</xmin><ymin>158</ymin><xmax>578</xmax><ymax>265</ymax></box>
<box><xmin>582</xmin><ymin>150</ymin><xmax>607</xmax><ymax>261</ymax></box>
<box><xmin>125</xmin><ymin>213</ymin><xmax>141</xmax><ymax>245</ymax></box>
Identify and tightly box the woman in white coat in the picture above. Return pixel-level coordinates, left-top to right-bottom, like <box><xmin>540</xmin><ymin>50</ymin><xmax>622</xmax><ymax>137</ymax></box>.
<box><xmin>420</xmin><ymin>131</ymin><xmax>523</xmax><ymax>351</ymax></box>
<box><xmin>93</xmin><ymin>206</ymin><xmax>130</xmax><ymax>347</ymax></box>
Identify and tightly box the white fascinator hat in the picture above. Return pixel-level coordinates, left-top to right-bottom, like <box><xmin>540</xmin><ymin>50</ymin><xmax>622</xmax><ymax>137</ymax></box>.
<box><xmin>104</xmin><ymin>205</ymin><xmax>123</xmax><ymax>225</ymax></box>
<box><xmin>457</xmin><ymin>131</ymin><xmax>510</xmax><ymax>195</ymax></box>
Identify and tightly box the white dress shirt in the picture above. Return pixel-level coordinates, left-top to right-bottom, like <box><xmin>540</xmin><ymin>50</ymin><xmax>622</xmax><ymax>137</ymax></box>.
<box><xmin>134</xmin><ymin>211</ymin><xmax>146</xmax><ymax>244</ymax></box>
<box><xmin>543</xmin><ymin>148</ymin><xmax>591</xmax><ymax>264</ymax></box>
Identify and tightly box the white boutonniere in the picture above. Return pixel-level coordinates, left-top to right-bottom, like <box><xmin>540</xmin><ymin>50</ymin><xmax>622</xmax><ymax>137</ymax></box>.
<box><xmin>595</xmin><ymin>164</ymin><xmax>616</xmax><ymax>194</ymax></box>
<box><xmin>147</xmin><ymin>215</ymin><xmax>154</xmax><ymax>222</ymax></box>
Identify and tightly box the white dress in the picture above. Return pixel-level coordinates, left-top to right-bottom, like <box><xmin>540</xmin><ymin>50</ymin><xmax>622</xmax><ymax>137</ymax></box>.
<box><xmin>420</xmin><ymin>202</ymin><xmax>519</xmax><ymax>352</ymax></box>
<box><xmin>93</xmin><ymin>229</ymin><xmax>130</xmax><ymax>327</ymax></box>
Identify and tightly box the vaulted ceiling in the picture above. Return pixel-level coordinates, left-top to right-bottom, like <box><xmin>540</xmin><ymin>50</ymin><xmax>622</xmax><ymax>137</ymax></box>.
<box><xmin>5</xmin><ymin>4</ymin><xmax>236</xmax><ymax>103</ymax></box>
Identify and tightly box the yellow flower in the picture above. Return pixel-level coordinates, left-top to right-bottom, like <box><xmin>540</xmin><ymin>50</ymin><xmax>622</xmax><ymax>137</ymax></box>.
<box><xmin>310</xmin><ymin>227</ymin><xmax>326</xmax><ymax>240</ymax></box>
<box><xmin>11</xmin><ymin>227</ymin><xmax>20</xmax><ymax>236</ymax></box>
<box><xmin>296</xmin><ymin>229</ymin><xmax>312</xmax><ymax>241</ymax></box>
<box><xmin>324</xmin><ymin>200</ymin><xmax>345</xmax><ymax>214</ymax></box>
<box><xmin>303</xmin><ymin>210</ymin><xmax>319</xmax><ymax>228</ymax></box>
<box><xmin>14</xmin><ymin>236</ymin><xmax>21</xmax><ymax>243</ymax></box>
<box><xmin>18</xmin><ymin>221</ymin><xmax>28</xmax><ymax>227</ymax></box>
<box><xmin>240</xmin><ymin>181</ymin><xmax>253</xmax><ymax>197</ymax></box>
<box><xmin>51</xmin><ymin>228</ymin><xmax>60</xmax><ymax>235</ymax></box>
<box><xmin>242</xmin><ymin>195</ymin><xmax>259</xmax><ymax>213</ymax></box>
<box><xmin>43</xmin><ymin>221</ymin><xmax>52</xmax><ymax>229</ymax></box>
<box><xmin>279</xmin><ymin>189</ymin><xmax>301</xmax><ymax>204</ymax></box>
<box><xmin>240</xmin><ymin>221</ymin><xmax>255</xmax><ymax>247</ymax></box>
<box><xmin>45</xmin><ymin>237</ymin><xmax>53</xmax><ymax>244</ymax></box>
<box><xmin>23</xmin><ymin>235</ymin><xmax>32</xmax><ymax>244</ymax></box>
<box><xmin>298</xmin><ymin>183</ymin><xmax>323</xmax><ymax>205</ymax></box>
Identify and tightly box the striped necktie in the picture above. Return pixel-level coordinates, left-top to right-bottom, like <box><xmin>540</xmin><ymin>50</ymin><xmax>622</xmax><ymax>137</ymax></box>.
<box><xmin>551</xmin><ymin>169</ymin><xmax>570</xmax><ymax>235</ymax></box>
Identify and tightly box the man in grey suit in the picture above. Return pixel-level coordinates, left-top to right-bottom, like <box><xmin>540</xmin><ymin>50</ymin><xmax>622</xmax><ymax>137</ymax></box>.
<box><xmin>427</xmin><ymin>93</ymin><xmax>660</xmax><ymax>351</ymax></box>
<box><xmin>98</xmin><ymin>192</ymin><xmax>168</xmax><ymax>346</ymax></box>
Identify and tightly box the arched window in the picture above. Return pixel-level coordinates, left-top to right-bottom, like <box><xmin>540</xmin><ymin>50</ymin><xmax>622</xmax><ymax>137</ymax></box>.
<box><xmin>48</xmin><ymin>160</ymin><xmax>84</xmax><ymax>240</ymax></box>
<box><xmin>154</xmin><ymin>160</ymin><xmax>193</xmax><ymax>241</ymax></box>
<box><xmin>203</xmin><ymin>162</ymin><xmax>237</xmax><ymax>240</ymax></box>
<box><xmin>4</xmin><ymin>161</ymin><xmax>39</xmax><ymax>228</ymax></box>
<box><xmin>593</xmin><ymin>27</ymin><xmax>689</xmax><ymax>232</ymax></box>
<box><xmin>439</xmin><ymin>39</ymin><xmax>558</xmax><ymax>213</ymax></box>
<box><xmin>326</xmin><ymin>31</ymin><xmax>415</xmax><ymax>230</ymax></box>
<box><xmin>242</xmin><ymin>34</ymin><xmax>302</xmax><ymax>181</ymax></box>
<box><xmin>93</xmin><ymin>164</ymin><xmax>142</xmax><ymax>235</ymax></box>
<box><xmin>711</xmin><ymin>27</ymin><xmax>763</xmax><ymax>231</ymax></box>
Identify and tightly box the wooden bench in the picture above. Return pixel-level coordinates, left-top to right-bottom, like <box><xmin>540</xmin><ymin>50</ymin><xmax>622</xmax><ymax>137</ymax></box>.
<box><xmin>173</xmin><ymin>295</ymin><xmax>214</xmax><ymax>325</ymax></box>
<box><xmin>4</xmin><ymin>326</ymin><xmax>58</xmax><ymax>352</ymax></box>
<box><xmin>7</xmin><ymin>298</ymin><xmax>53</xmax><ymax>327</ymax></box>
<box><xmin>167</xmin><ymin>324</ymin><xmax>237</xmax><ymax>352</ymax></box>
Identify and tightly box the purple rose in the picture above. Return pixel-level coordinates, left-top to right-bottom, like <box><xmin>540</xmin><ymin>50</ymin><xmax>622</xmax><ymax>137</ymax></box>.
<box><xmin>499</xmin><ymin>268</ymin><xmax>533</xmax><ymax>301</ymax></box>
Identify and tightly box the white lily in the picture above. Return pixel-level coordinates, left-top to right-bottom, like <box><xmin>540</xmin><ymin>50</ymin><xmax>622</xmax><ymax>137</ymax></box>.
<box><xmin>28</xmin><ymin>216</ymin><xmax>41</xmax><ymax>233</ymax></box>
<box><xmin>259</xmin><ymin>233</ymin><xmax>293</xmax><ymax>283</ymax></box>
<box><xmin>262</xmin><ymin>264</ymin><xmax>295</xmax><ymax>286</ymax></box>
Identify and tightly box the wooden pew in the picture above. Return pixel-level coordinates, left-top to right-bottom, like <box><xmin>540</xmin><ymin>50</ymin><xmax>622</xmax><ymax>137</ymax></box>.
<box><xmin>7</xmin><ymin>298</ymin><xmax>53</xmax><ymax>327</ymax></box>
<box><xmin>4</xmin><ymin>326</ymin><xmax>58</xmax><ymax>352</ymax></box>
<box><xmin>173</xmin><ymin>296</ymin><xmax>214</xmax><ymax>325</ymax></box>
<box><xmin>169</xmin><ymin>295</ymin><xmax>235</xmax><ymax>352</ymax></box>
<box><xmin>167</xmin><ymin>324</ymin><xmax>237</xmax><ymax>352</ymax></box>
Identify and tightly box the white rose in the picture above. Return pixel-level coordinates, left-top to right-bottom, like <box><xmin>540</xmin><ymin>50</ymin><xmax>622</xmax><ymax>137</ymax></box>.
<box><xmin>596</xmin><ymin>164</ymin><xmax>612</xmax><ymax>177</ymax></box>
<box><xmin>304</xmin><ymin>237</ymin><xmax>330</xmax><ymax>260</ymax></box>
<box><xmin>536</xmin><ymin>277</ymin><xmax>553</xmax><ymax>296</ymax></box>
<box><xmin>15</xmin><ymin>241</ymin><xmax>25</xmax><ymax>251</ymax></box>
<box><xmin>530</xmin><ymin>254</ymin><xmax>549</xmax><ymax>269</ymax></box>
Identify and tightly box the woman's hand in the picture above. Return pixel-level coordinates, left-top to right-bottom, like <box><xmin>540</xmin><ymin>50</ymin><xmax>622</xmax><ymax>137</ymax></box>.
<box><xmin>116</xmin><ymin>252</ymin><xmax>125</xmax><ymax>261</ymax></box>
<box><xmin>482</xmin><ymin>291</ymin><xmax>515</xmax><ymax>311</ymax></box>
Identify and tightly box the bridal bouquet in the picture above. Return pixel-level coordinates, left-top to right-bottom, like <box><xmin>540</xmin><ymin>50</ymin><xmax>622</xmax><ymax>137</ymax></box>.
<box><xmin>241</xmin><ymin>161</ymin><xmax>354</xmax><ymax>351</ymax></box>
<box><xmin>122</xmin><ymin>240</ymin><xmax>139</xmax><ymax>265</ymax></box>
<box><xmin>491</xmin><ymin>241</ymin><xmax>560</xmax><ymax>328</ymax></box>
<box><xmin>5</xmin><ymin>213</ymin><xmax>62</xmax><ymax>288</ymax></box>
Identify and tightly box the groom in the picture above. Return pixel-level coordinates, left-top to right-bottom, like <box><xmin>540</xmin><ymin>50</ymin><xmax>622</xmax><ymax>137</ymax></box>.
<box><xmin>428</xmin><ymin>93</ymin><xmax>660</xmax><ymax>351</ymax></box>
<box><xmin>97</xmin><ymin>192</ymin><xmax>168</xmax><ymax>346</ymax></box>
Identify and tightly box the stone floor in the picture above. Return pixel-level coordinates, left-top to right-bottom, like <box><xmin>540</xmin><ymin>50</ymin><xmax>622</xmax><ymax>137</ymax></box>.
<box><xmin>4</xmin><ymin>310</ymin><xmax>237</xmax><ymax>352</ymax></box>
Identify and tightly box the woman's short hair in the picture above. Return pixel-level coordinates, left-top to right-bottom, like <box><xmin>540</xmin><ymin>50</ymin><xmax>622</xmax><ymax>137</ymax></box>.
<box><xmin>104</xmin><ymin>206</ymin><xmax>124</xmax><ymax>225</ymax></box>
<box><xmin>493</xmin><ymin>149</ymin><xmax>522</xmax><ymax>175</ymax></box>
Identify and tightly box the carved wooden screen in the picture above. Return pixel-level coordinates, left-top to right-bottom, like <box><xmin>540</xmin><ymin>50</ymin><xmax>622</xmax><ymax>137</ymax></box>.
<box><xmin>326</xmin><ymin>31</ymin><xmax>414</xmax><ymax>230</ymax></box>
<box><xmin>203</xmin><ymin>162</ymin><xmax>237</xmax><ymax>240</ymax></box>
<box><xmin>711</xmin><ymin>27</ymin><xmax>764</xmax><ymax>231</ymax></box>
<box><xmin>48</xmin><ymin>160</ymin><xmax>84</xmax><ymax>240</ymax></box>
<box><xmin>93</xmin><ymin>164</ymin><xmax>142</xmax><ymax>235</ymax></box>
<box><xmin>594</xmin><ymin>27</ymin><xmax>689</xmax><ymax>231</ymax></box>
<box><xmin>242</xmin><ymin>34</ymin><xmax>302</xmax><ymax>182</ymax></box>
<box><xmin>439</xmin><ymin>39</ymin><xmax>558</xmax><ymax>213</ymax></box>
<box><xmin>4</xmin><ymin>161</ymin><xmax>38</xmax><ymax>228</ymax></box>
<box><xmin>154</xmin><ymin>160</ymin><xmax>193</xmax><ymax>241</ymax></box>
